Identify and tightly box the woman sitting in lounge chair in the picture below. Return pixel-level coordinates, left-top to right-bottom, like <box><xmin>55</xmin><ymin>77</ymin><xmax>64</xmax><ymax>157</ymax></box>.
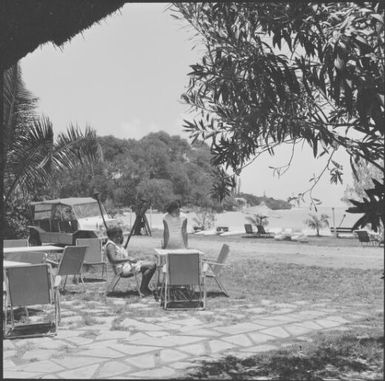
<box><xmin>105</xmin><ymin>227</ymin><xmax>156</xmax><ymax>296</ymax></box>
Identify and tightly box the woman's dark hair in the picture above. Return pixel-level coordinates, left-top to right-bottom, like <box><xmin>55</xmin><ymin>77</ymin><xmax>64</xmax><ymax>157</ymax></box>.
<box><xmin>107</xmin><ymin>226</ymin><xmax>123</xmax><ymax>240</ymax></box>
<box><xmin>167</xmin><ymin>200</ymin><xmax>181</xmax><ymax>214</ymax></box>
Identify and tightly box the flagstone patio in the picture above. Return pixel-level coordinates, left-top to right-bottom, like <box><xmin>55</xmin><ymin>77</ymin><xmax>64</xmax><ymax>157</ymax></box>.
<box><xmin>3</xmin><ymin>296</ymin><xmax>371</xmax><ymax>379</ymax></box>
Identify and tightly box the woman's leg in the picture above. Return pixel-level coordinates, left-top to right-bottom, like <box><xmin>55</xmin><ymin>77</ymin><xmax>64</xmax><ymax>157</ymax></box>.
<box><xmin>139</xmin><ymin>261</ymin><xmax>156</xmax><ymax>291</ymax></box>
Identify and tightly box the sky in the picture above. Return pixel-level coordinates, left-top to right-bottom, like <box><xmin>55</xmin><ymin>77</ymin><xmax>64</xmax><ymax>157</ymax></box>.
<box><xmin>20</xmin><ymin>3</ymin><xmax>353</xmax><ymax>207</ymax></box>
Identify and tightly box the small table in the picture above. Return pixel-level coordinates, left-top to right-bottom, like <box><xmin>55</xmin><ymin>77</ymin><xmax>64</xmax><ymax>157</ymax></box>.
<box><xmin>4</xmin><ymin>260</ymin><xmax>30</xmax><ymax>268</ymax></box>
<box><xmin>4</xmin><ymin>245</ymin><xmax>64</xmax><ymax>261</ymax></box>
<box><xmin>4</xmin><ymin>245</ymin><xmax>64</xmax><ymax>254</ymax></box>
<box><xmin>154</xmin><ymin>248</ymin><xmax>204</xmax><ymax>261</ymax></box>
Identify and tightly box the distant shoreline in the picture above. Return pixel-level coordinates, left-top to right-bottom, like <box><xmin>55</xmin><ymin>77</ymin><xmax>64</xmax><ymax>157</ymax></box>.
<box><xmin>116</xmin><ymin>205</ymin><xmax>361</xmax><ymax>236</ymax></box>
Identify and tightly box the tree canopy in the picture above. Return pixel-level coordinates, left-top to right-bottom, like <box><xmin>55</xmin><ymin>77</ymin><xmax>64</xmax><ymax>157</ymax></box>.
<box><xmin>44</xmin><ymin>132</ymin><xmax>228</xmax><ymax>212</ymax></box>
<box><xmin>172</xmin><ymin>2</ymin><xmax>384</xmax><ymax>230</ymax></box>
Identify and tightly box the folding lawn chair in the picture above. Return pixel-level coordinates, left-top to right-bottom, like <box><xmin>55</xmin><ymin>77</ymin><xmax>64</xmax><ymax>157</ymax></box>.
<box><xmin>105</xmin><ymin>251</ymin><xmax>143</xmax><ymax>297</ymax></box>
<box><xmin>3</xmin><ymin>239</ymin><xmax>29</xmax><ymax>248</ymax></box>
<box><xmin>53</xmin><ymin>246</ymin><xmax>87</xmax><ymax>292</ymax></box>
<box><xmin>4</xmin><ymin>263</ymin><xmax>61</xmax><ymax>339</ymax></box>
<box><xmin>161</xmin><ymin>253</ymin><xmax>206</xmax><ymax>310</ymax></box>
<box><xmin>242</xmin><ymin>224</ymin><xmax>259</xmax><ymax>238</ymax></box>
<box><xmin>256</xmin><ymin>225</ymin><xmax>275</xmax><ymax>238</ymax></box>
<box><xmin>76</xmin><ymin>238</ymin><xmax>107</xmax><ymax>280</ymax></box>
<box><xmin>244</xmin><ymin>224</ymin><xmax>254</xmax><ymax>234</ymax></box>
<box><xmin>203</xmin><ymin>244</ymin><xmax>230</xmax><ymax>297</ymax></box>
<box><xmin>355</xmin><ymin>230</ymin><xmax>380</xmax><ymax>246</ymax></box>
<box><xmin>4</xmin><ymin>251</ymin><xmax>48</xmax><ymax>321</ymax></box>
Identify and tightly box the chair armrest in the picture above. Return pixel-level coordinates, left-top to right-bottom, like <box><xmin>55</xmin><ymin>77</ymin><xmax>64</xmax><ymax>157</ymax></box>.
<box><xmin>203</xmin><ymin>261</ymin><xmax>228</xmax><ymax>266</ymax></box>
<box><xmin>54</xmin><ymin>275</ymin><xmax>62</xmax><ymax>288</ymax></box>
<box><xmin>110</xmin><ymin>258</ymin><xmax>135</xmax><ymax>265</ymax></box>
<box><xmin>46</xmin><ymin>259</ymin><xmax>59</xmax><ymax>266</ymax></box>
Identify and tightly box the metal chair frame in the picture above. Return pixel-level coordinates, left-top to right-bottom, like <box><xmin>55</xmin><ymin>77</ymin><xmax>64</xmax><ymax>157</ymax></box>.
<box><xmin>355</xmin><ymin>230</ymin><xmax>381</xmax><ymax>247</ymax></box>
<box><xmin>56</xmin><ymin>246</ymin><xmax>87</xmax><ymax>292</ymax></box>
<box><xmin>161</xmin><ymin>253</ymin><xmax>206</xmax><ymax>310</ymax></box>
<box><xmin>203</xmin><ymin>244</ymin><xmax>230</xmax><ymax>297</ymax></box>
<box><xmin>104</xmin><ymin>250</ymin><xmax>143</xmax><ymax>297</ymax></box>
<box><xmin>4</xmin><ymin>263</ymin><xmax>61</xmax><ymax>339</ymax></box>
<box><xmin>76</xmin><ymin>238</ymin><xmax>107</xmax><ymax>280</ymax></box>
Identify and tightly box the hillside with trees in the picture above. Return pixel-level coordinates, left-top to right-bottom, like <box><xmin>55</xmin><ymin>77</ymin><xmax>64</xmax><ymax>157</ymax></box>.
<box><xmin>238</xmin><ymin>193</ymin><xmax>292</xmax><ymax>210</ymax></box>
<box><xmin>43</xmin><ymin>132</ymin><xmax>292</xmax><ymax>213</ymax></box>
<box><xmin>44</xmin><ymin>132</ymin><xmax>227</xmax><ymax>212</ymax></box>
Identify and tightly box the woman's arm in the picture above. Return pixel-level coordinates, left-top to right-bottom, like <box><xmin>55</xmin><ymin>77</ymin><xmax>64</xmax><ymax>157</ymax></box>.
<box><xmin>163</xmin><ymin>220</ymin><xmax>169</xmax><ymax>249</ymax></box>
<box><xmin>106</xmin><ymin>244</ymin><xmax>137</xmax><ymax>264</ymax></box>
<box><xmin>182</xmin><ymin>218</ymin><xmax>188</xmax><ymax>248</ymax></box>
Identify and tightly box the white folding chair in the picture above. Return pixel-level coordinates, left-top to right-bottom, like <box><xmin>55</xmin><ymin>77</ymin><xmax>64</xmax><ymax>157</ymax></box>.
<box><xmin>76</xmin><ymin>238</ymin><xmax>107</xmax><ymax>280</ymax></box>
<box><xmin>203</xmin><ymin>244</ymin><xmax>230</xmax><ymax>297</ymax></box>
<box><xmin>161</xmin><ymin>253</ymin><xmax>206</xmax><ymax>310</ymax></box>
<box><xmin>104</xmin><ymin>253</ymin><xmax>143</xmax><ymax>297</ymax></box>
<box><xmin>4</xmin><ymin>263</ymin><xmax>61</xmax><ymax>339</ymax></box>
<box><xmin>56</xmin><ymin>246</ymin><xmax>87</xmax><ymax>292</ymax></box>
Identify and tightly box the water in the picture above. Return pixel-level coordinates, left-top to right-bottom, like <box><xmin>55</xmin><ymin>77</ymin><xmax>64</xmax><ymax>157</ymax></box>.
<box><xmin>126</xmin><ymin>205</ymin><xmax>361</xmax><ymax>235</ymax></box>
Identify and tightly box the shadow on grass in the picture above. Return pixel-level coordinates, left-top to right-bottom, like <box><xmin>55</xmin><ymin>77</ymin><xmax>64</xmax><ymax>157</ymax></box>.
<box><xmin>82</xmin><ymin>277</ymin><xmax>106</xmax><ymax>283</ymax></box>
<box><xmin>206</xmin><ymin>291</ymin><xmax>228</xmax><ymax>298</ymax></box>
<box><xmin>59</xmin><ymin>289</ymin><xmax>85</xmax><ymax>296</ymax></box>
<box><xmin>106</xmin><ymin>290</ymin><xmax>142</xmax><ymax>298</ymax></box>
<box><xmin>185</xmin><ymin>330</ymin><xmax>384</xmax><ymax>380</ymax></box>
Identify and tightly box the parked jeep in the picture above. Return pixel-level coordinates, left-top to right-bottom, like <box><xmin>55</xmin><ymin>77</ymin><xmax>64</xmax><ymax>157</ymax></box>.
<box><xmin>28</xmin><ymin>197</ymin><xmax>117</xmax><ymax>246</ymax></box>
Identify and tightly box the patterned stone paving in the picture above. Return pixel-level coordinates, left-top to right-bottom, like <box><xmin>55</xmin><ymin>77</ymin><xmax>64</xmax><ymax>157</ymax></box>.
<box><xmin>3</xmin><ymin>296</ymin><xmax>371</xmax><ymax>379</ymax></box>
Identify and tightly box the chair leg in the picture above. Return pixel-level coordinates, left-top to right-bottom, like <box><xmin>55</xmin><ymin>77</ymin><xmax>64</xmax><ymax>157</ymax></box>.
<box><xmin>163</xmin><ymin>279</ymin><xmax>169</xmax><ymax>309</ymax></box>
<box><xmin>134</xmin><ymin>273</ymin><xmax>143</xmax><ymax>297</ymax></box>
<box><xmin>105</xmin><ymin>273</ymin><xmax>119</xmax><ymax>295</ymax></box>
<box><xmin>62</xmin><ymin>275</ymin><xmax>68</xmax><ymax>292</ymax></box>
<box><xmin>54</xmin><ymin>290</ymin><xmax>59</xmax><ymax>328</ymax></box>
<box><xmin>101</xmin><ymin>263</ymin><xmax>106</xmax><ymax>280</ymax></box>
<box><xmin>3</xmin><ymin>292</ymin><xmax>8</xmax><ymax>332</ymax></box>
<box><xmin>79</xmin><ymin>274</ymin><xmax>86</xmax><ymax>292</ymax></box>
<box><xmin>203</xmin><ymin>276</ymin><xmax>206</xmax><ymax>309</ymax></box>
<box><xmin>10</xmin><ymin>306</ymin><xmax>15</xmax><ymax>330</ymax></box>
<box><xmin>56</xmin><ymin>289</ymin><xmax>61</xmax><ymax>324</ymax></box>
<box><xmin>214</xmin><ymin>276</ymin><xmax>229</xmax><ymax>297</ymax></box>
<box><xmin>111</xmin><ymin>275</ymin><xmax>121</xmax><ymax>292</ymax></box>
<box><xmin>158</xmin><ymin>274</ymin><xmax>165</xmax><ymax>304</ymax></box>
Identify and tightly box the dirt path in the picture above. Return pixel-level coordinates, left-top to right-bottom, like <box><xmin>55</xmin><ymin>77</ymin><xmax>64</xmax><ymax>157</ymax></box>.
<box><xmin>128</xmin><ymin>232</ymin><xmax>383</xmax><ymax>270</ymax></box>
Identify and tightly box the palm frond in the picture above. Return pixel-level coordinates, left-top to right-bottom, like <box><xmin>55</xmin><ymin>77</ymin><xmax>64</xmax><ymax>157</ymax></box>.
<box><xmin>5</xmin><ymin>116</ymin><xmax>102</xmax><ymax>203</ymax></box>
<box><xmin>4</xmin><ymin>117</ymin><xmax>54</xmax><ymax>201</ymax></box>
<box><xmin>3</xmin><ymin>64</ymin><xmax>38</xmax><ymax>151</ymax></box>
<box><xmin>53</xmin><ymin>123</ymin><xmax>103</xmax><ymax>170</ymax></box>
